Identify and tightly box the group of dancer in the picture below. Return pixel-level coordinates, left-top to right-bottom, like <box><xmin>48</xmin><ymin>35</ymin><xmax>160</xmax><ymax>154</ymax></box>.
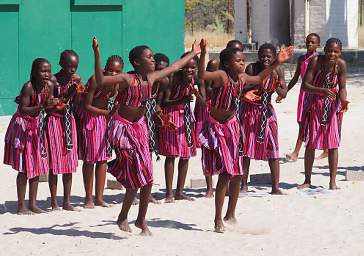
<box><xmin>3</xmin><ymin>32</ymin><xmax>348</xmax><ymax>235</ymax></box>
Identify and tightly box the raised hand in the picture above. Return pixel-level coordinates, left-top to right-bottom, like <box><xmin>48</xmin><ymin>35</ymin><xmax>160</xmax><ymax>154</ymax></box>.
<box><xmin>92</xmin><ymin>36</ymin><xmax>99</xmax><ymax>52</ymax></box>
<box><xmin>192</xmin><ymin>39</ymin><xmax>202</xmax><ymax>55</ymax></box>
<box><xmin>277</xmin><ymin>46</ymin><xmax>294</xmax><ymax>64</ymax></box>
<box><xmin>199</xmin><ymin>39</ymin><xmax>207</xmax><ymax>54</ymax></box>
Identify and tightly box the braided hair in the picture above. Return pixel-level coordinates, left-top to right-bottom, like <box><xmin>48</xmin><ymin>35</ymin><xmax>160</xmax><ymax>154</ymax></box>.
<box><xmin>219</xmin><ymin>47</ymin><xmax>243</xmax><ymax>71</ymax></box>
<box><xmin>128</xmin><ymin>45</ymin><xmax>151</xmax><ymax>68</ymax></box>
<box><xmin>325</xmin><ymin>38</ymin><xmax>342</xmax><ymax>50</ymax></box>
<box><xmin>105</xmin><ymin>55</ymin><xmax>124</xmax><ymax>70</ymax></box>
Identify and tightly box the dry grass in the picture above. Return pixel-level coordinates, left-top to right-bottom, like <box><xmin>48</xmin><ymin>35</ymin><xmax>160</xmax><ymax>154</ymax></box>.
<box><xmin>359</xmin><ymin>26</ymin><xmax>364</xmax><ymax>48</ymax></box>
<box><xmin>185</xmin><ymin>31</ymin><xmax>234</xmax><ymax>49</ymax></box>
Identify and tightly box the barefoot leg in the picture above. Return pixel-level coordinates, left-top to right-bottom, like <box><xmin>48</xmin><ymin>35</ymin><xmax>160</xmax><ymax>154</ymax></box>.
<box><xmin>175</xmin><ymin>158</ymin><xmax>194</xmax><ymax>201</ymax></box>
<box><xmin>62</xmin><ymin>173</ymin><xmax>74</xmax><ymax>210</ymax></box>
<box><xmin>29</xmin><ymin>176</ymin><xmax>45</xmax><ymax>214</ymax></box>
<box><xmin>135</xmin><ymin>184</ymin><xmax>152</xmax><ymax>236</ymax></box>
<box><xmin>164</xmin><ymin>156</ymin><xmax>175</xmax><ymax>202</ymax></box>
<box><xmin>241</xmin><ymin>157</ymin><xmax>250</xmax><ymax>192</ymax></box>
<box><xmin>298</xmin><ymin>148</ymin><xmax>315</xmax><ymax>189</ymax></box>
<box><xmin>82</xmin><ymin>162</ymin><xmax>95</xmax><ymax>208</ymax></box>
<box><xmin>48</xmin><ymin>171</ymin><xmax>59</xmax><ymax>210</ymax></box>
<box><xmin>328</xmin><ymin>149</ymin><xmax>339</xmax><ymax>189</ymax></box>
<box><xmin>117</xmin><ymin>188</ymin><xmax>137</xmax><ymax>232</ymax></box>
<box><xmin>224</xmin><ymin>175</ymin><xmax>242</xmax><ymax>223</ymax></box>
<box><xmin>16</xmin><ymin>173</ymin><xmax>32</xmax><ymax>214</ymax></box>
<box><xmin>95</xmin><ymin>161</ymin><xmax>108</xmax><ymax>207</ymax></box>
<box><xmin>286</xmin><ymin>137</ymin><xmax>303</xmax><ymax>161</ymax></box>
<box><xmin>214</xmin><ymin>174</ymin><xmax>229</xmax><ymax>233</ymax></box>
<box><xmin>268</xmin><ymin>159</ymin><xmax>283</xmax><ymax>194</ymax></box>
<box><xmin>205</xmin><ymin>175</ymin><xmax>214</xmax><ymax>198</ymax></box>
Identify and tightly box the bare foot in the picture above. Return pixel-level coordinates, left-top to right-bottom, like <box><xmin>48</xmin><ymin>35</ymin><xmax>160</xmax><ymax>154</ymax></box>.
<box><xmin>316</xmin><ymin>151</ymin><xmax>328</xmax><ymax>160</ymax></box>
<box><xmin>285</xmin><ymin>152</ymin><xmax>298</xmax><ymax>161</ymax></box>
<box><xmin>205</xmin><ymin>190</ymin><xmax>214</xmax><ymax>198</ymax></box>
<box><xmin>240</xmin><ymin>186</ymin><xmax>248</xmax><ymax>193</ymax></box>
<box><xmin>164</xmin><ymin>195</ymin><xmax>175</xmax><ymax>203</ymax></box>
<box><xmin>17</xmin><ymin>207</ymin><xmax>34</xmax><ymax>215</ymax></box>
<box><xmin>117</xmin><ymin>218</ymin><xmax>132</xmax><ymax>232</ymax></box>
<box><xmin>271</xmin><ymin>189</ymin><xmax>285</xmax><ymax>195</ymax></box>
<box><xmin>29</xmin><ymin>205</ymin><xmax>47</xmax><ymax>214</ymax></box>
<box><xmin>63</xmin><ymin>202</ymin><xmax>76</xmax><ymax>211</ymax></box>
<box><xmin>214</xmin><ymin>219</ymin><xmax>225</xmax><ymax>233</ymax></box>
<box><xmin>95</xmin><ymin>200</ymin><xmax>111</xmax><ymax>208</ymax></box>
<box><xmin>149</xmin><ymin>195</ymin><xmax>160</xmax><ymax>204</ymax></box>
<box><xmin>50</xmin><ymin>206</ymin><xmax>61</xmax><ymax>211</ymax></box>
<box><xmin>84</xmin><ymin>200</ymin><xmax>95</xmax><ymax>209</ymax></box>
<box><xmin>329</xmin><ymin>183</ymin><xmax>340</xmax><ymax>190</ymax></box>
<box><xmin>135</xmin><ymin>219</ymin><xmax>152</xmax><ymax>236</ymax></box>
<box><xmin>223</xmin><ymin>216</ymin><xmax>237</xmax><ymax>224</ymax></box>
<box><xmin>297</xmin><ymin>183</ymin><xmax>311</xmax><ymax>189</ymax></box>
<box><xmin>175</xmin><ymin>193</ymin><xmax>194</xmax><ymax>201</ymax></box>
<box><xmin>51</xmin><ymin>201</ymin><xmax>60</xmax><ymax>211</ymax></box>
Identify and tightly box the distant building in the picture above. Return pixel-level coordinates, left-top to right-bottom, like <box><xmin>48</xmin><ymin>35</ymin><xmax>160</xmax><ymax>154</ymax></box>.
<box><xmin>234</xmin><ymin>0</ymin><xmax>359</xmax><ymax>49</ymax></box>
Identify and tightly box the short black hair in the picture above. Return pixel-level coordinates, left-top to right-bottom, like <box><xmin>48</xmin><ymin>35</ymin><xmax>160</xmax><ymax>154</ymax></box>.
<box><xmin>258</xmin><ymin>43</ymin><xmax>277</xmax><ymax>56</ymax></box>
<box><xmin>219</xmin><ymin>47</ymin><xmax>243</xmax><ymax>67</ymax></box>
<box><xmin>226</xmin><ymin>40</ymin><xmax>244</xmax><ymax>51</ymax></box>
<box><xmin>128</xmin><ymin>45</ymin><xmax>150</xmax><ymax>68</ymax></box>
<box><xmin>307</xmin><ymin>33</ymin><xmax>321</xmax><ymax>43</ymax></box>
<box><xmin>180</xmin><ymin>51</ymin><xmax>199</xmax><ymax>64</ymax></box>
<box><xmin>59</xmin><ymin>49</ymin><xmax>79</xmax><ymax>65</ymax></box>
<box><xmin>154</xmin><ymin>53</ymin><xmax>170</xmax><ymax>66</ymax></box>
<box><xmin>30</xmin><ymin>58</ymin><xmax>50</xmax><ymax>85</ymax></box>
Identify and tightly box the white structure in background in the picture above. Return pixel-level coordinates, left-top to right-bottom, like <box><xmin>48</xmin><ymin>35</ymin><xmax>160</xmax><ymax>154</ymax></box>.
<box><xmin>234</xmin><ymin>0</ymin><xmax>359</xmax><ymax>48</ymax></box>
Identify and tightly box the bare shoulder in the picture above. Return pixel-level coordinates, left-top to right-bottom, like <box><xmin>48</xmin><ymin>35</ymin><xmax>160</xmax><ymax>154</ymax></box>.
<box><xmin>21</xmin><ymin>82</ymin><xmax>33</xmax><ymax>95</ymax></box>
<box><xmin>158</xmin><ymin>76</ymin><xmax>170</xmax><ymax>91</ymax></box>
<box><xmin>338</xmin><ymin>58</ymin><xmax>347</xmax><ymax>70</ymax></box>
<box><xmin>207</xmin><ymin>58</ymin><xmax>220</xmax><ymax>71</ymax></box>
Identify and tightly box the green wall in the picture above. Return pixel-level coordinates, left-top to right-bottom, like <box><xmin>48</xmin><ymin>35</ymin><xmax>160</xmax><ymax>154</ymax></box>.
<box><xmin>0</xmin><ymin>0</ymin><xmax>184</xmax><ymax>115</ymax></box>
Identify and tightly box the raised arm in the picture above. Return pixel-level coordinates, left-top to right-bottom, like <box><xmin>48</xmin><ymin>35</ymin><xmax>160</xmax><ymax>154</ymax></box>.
<box><xmin>148</xmin><ymin>40</ymin><xmax>201</xmax><ymax>85</ymax></box>
<box><xmin>198</xmin><ymin>39</ymin><xmax>226</xmax><ymax>87</ymax></box>
<box><xmin>92</xmin><ymin>37</ymin><xmax>131</xmax><ymax>89</ymax></box>
<box><xmin>241</xmin><ymin>46</ymin><xmax>294</xmax><ymax>85</ymax></box>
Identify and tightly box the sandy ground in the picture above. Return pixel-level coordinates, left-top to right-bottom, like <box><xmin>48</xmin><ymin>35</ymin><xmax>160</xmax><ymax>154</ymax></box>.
<box><xmin>0</xmin><ymin>72</ymin><xmax>363</xmax><ymax>256</ymax></box>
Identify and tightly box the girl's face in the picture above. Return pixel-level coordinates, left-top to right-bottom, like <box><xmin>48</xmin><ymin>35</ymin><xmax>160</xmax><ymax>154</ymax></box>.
<box><xmin>182</xmin><ymin>59</ymin><xmax>197</xmax><ymax>81</ymax></box>
<box><xmin>226</xmin><ymin>51</ymin><xmax>245</xmax><ymax>74</ymax></box>
<box><xmin>306</xmin><ymin>35</ymin><xmax>320</xmax><ymax>53</ymax></box>
<box><xmin>156</xmin><ymin>60</ymin><xmax>168</xmax><ymax>71</ymax></box>
<box><xmin>105</xmin><ymin>61</ymin><xmax>123</xmax><ymax>76</ymax></box>
<box><xmin>138</xmin><ymin>48</ymin><xmax>156</xmax><ymax>72</ymax></box>
<box><xmin>35</xmin><ymin>62</ymin><xmax>51</xmax><ymax>84</ymax></box>
<box><xmin>324</xmin><ymin>43</ymin><xmax>341</xmax><ymax>62</ymax></box>
<box><xmin>61</xmin><ymin>54</ymin><xmax>79</xmax><ymax>76</ymax></box>
<box><xmin>258</xmin><ymin>48</ymin><xmax>275</xmax><ymax>68</ymax></box>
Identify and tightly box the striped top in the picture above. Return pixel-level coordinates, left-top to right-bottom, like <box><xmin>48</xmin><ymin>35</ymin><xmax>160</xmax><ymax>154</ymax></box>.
<box><xmin>211</xmin><ymin>75</ymin><xmax>244</xmax><ymax>111</ymax></box>
<box><xmin>170</xmin><ymin>79</ymin><xmax>194</xmax><ymax>100</ymax></box>
<box><xmin>300</xmin><ymin>52</ymin><xmax>317</xmax><ymax>79</ymax></box>
<box><xmin>117</xmin><ymin>74</ymin><xmax>154</xmax><ymax>107</ymax></box>
<box><xmin>15</xmin><ymin>85</ymin><xmax>49</xmax><ymax>108</ymax></box>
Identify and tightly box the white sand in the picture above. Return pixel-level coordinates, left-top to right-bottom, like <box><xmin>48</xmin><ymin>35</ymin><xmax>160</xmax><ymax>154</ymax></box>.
<box><xmin>0</xmin><ymin>73</ymin><xmax>363</xmax><ymax>256</ymax></box>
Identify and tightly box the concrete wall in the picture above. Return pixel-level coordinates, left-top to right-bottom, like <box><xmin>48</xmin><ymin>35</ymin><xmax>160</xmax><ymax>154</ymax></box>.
<box><xmin>234</xmin><ymin>0</ymin><xmax>247</xmax><ymax>43</ymax></box>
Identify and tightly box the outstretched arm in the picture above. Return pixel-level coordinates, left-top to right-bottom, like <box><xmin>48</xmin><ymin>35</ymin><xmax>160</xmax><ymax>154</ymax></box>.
<box><xmin>93</xmin><ymin>37</ymin><xmax>131</xmax><ymax>89</ymax></box>
<box><xmin>286</xmin><ymin>56</ymin><xmax>303</xmax><ymax>92</ymax></box>
<box><xmin>241</xmin><ymin>46</ymin><xmax>294</xmax><ymax>85</ymax></box>
<box><xmin>148</xmin><ymin>40</ymin><xmax>201</xmax><ymax>85</ymax></box>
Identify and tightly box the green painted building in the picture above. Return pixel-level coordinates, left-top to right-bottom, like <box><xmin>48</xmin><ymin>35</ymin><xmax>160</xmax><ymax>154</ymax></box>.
<box><xmin>0</xmin><ymin>0</ymin><xmax>184</xmax><ymax>115</ymax></box>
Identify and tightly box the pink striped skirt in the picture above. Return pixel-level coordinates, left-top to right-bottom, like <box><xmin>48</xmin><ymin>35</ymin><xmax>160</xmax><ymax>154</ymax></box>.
<box><xmin>194</xmin><ymin>100</ymin><xmax>211</xmax><ymax>148</ymax></box>
<box><xmin>305</xmin><ymin>96</ymin><xmax>342</xmax><ymax>150</ymax></box>
<box><xmin>199</xmin><ymin>115</ymin><xmax>243</xmax><ymax>177</ymax></box>
<box><xmin>108</xmin><ymin>114</ymin><xmax>153</xmax><ymax>189</ymax></box>
<box><xmin>159</xmin><ymin>105</ymin><xmax>196</xmax><ymax>159</ymax></box>
<box><xmin>46</xmin><ymin>113</ymin><xmax>78</xmax><ymax>175</ymax></box>
<box><xmin>4</xmin><ymin>111</ymin><xmax>49</xmax><ymax>179</ymax></box>
<box><xmin>79</xmin><ymin>111</ymin><xmax>110</xmax><ymax>163</ymax></box>
<box><xmin>240</xmin><ymin>102</ymin><xmax>279</xmax><ymax>160</ymax></box>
